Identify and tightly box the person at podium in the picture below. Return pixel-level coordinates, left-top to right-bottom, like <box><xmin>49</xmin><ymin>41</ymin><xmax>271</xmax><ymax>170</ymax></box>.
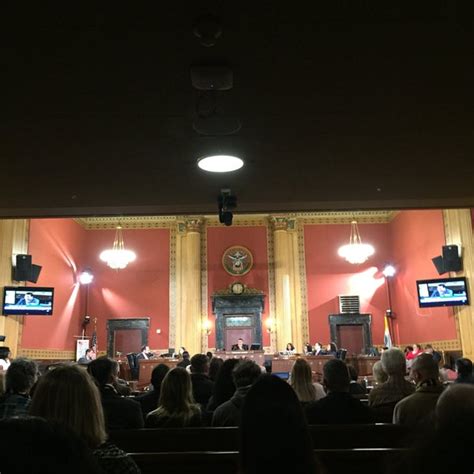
<box><xmin>137</xmin><ymin>345</ymin><xmax>155</xmax><ymax>360</ymax></box>
<box><xmin>231</xmin><ymin>338</ymin><xmax>249</xmax><ymax>351</ymax></box>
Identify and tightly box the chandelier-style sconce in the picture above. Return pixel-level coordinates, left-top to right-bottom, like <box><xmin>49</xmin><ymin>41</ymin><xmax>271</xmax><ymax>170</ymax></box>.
<box><xmin>202</xmin><ymin>319</ymin><xmax>212</xmax><ymax>336</ymax></box>
<box><xmin>338</xmin><ymin>220</ymin><xmax>375</xmax><ymax>264</ymax></box>
<box><xmin>99</xmin><ymin>225</ymin><xmax>136</xmax><ymax>269</ymax></box>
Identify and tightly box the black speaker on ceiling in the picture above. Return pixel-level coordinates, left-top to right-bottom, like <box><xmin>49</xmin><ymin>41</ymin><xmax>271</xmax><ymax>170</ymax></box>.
<box><xmin>29</xmin><ymin>264</ymin><xmax>42</xmax><ymax>283</ymax></box>
<box><xmin>442</xmin><ymin>245</ymin><xmax>462</xmax><ymax>272</ymax></box>
<box><xmin>14</xmin><ymin>254</ymin><xmax>32</xmax><ymax>281</ymax></box>
<box><xmin>432</xmin><ymin>256</ymin><xmax>445</xmax><ymax>275</ymax></box>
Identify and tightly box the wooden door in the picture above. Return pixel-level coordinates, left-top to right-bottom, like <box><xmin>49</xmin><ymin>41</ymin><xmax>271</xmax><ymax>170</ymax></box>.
<box><xmin>337</xmin><ymin>324</ymin><xmax>364</xmax><ymax>355</ymax></box>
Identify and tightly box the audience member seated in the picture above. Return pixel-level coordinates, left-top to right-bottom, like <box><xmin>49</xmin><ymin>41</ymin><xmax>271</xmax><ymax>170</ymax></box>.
<box><xmin>240</xmin><ymin>375</ymin><xmax>319</xmax><ymax>474</ymax></box>
<box><xmin>135</xmin><ymin>363</ymin><xmax>170</xmax><ymax>420</ymax></box>
<box><xmin>372</xmin><ymin>360</ymin><xmax>388</xmax><ymax>387</ymax></box>
<box><xmin>290</xmin><ymin>358</ymin><xmax>325</xmax><ymax>403</ymax></box>
<box><xmin>0</xmin><ymin>416</ymin><xmax>103</xmax><ymax>474</ymax></box>
<box><xmin>206</xmin><ymin>351</ymin><xmax>213</xmax><ymax>361</ymax></box>
<box><xmin>146</xmin><ymin>367</ymin><xmax>202</xmax><ymax>428</ymax></box>
<box><xmin>208</xmin><ymin>357</ymin><xmax>224</xmax><ymax>382</ymax></box>
<box><xmin>439</xmin><ymin>364</ymin><xmax>457</xmax><ymax>382</ymax></box>
<box><xmin>29</xmin><ymin>364</ymin><xmax>140</xmax><ymax>473</ymax></box>
<box><xmin>406</xmin><ymin>344</ymin><xmax>423</xmax><ymax>368</ymax></box>
<box><xmin>347</xmin><ymin>364</ymin><xmax>366</xmax><ymax>395</ymax></box>
<box><xmin>206</xmin><ymin>358</ymin><xmax>240</xmax><ymax>412</ymax></box>
<box><xmin>177</xmin><ymin>350</ymin><xmax>191</xmax><ymax>369</ymax></box>
<box><xmin>369</xmin><ymin>348</ymin><xmax>415</xmax><ymax>422</ymax></box>
<box><xmin>189</xmin><ymin>353</ymin><xmax>214</xmax><ymax>410</ymax></box>
<box><xmin>390</xmin><ymin>384</ymin><xmax>474</xmax><ymax>473</ymax></box>
<box><xmin>454</xmin><ymin>358</ymin><xmax>474</xmax><ymax>384</ymax></box>
<box><xmin>424</xmin><ymin>344</ymin><xmax>442</xmax><ymax>364</ymax></box>
<box><xmin>0</xmin><ymin>347</ymin><xmax>11</xmax><ymax>371</ymax></box>
<box><xmin>87</xmin><ymin>356</ymin><xmax>144</xmax><ymax>431</ymax></box>
<box><xmin>393</xmin><ymin>353</ymin><xmax>444</xmax><ymax>426</ymax></box>
<box><xmin>0</xmin><ymin>357</ymin><xmax>38</xmax><ymax>418</ymax></box>
<box><xmin>212</xmin><ymin>360</ymin><xmax>261</xmax><ymax>427</ymax></box>
<box><xmin>305</xmin><ymin>359</ymin><xmax>371</xmax><ymax>424</ymax></box>
<box><xmin>111</xmin><ymin>360</ymin><xmax>133</xmax><ymax>396</ymax></box>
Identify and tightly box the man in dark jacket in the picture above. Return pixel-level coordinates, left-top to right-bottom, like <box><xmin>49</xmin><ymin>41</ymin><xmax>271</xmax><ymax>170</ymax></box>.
<box><xmin>88</xmin><ymin>357</ymin><xmax>144</xmax><ymax>431</ymax></box>
<box><xmin>190</xmin><ymin>354</ymin><xmax>214</xmax><ymax>410</ymax></box>
<box><xmin>212</xmin><ymin>360</ymin><xmax>262</xmax><ymax>426</ymax></box>
<box><xmin>454</xmin><ymin>358</ymin><xmax>474</xmax><ymax>384</ymax></box>
<box><xmin>305</xmin><ymin>359</ymin><xmax>371</xmax><ymax>424</ymax></box>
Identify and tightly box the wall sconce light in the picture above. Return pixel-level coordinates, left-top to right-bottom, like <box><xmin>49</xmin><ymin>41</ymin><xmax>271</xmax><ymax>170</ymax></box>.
<box><xmin>265</xmin><ymin>318</ymin><xmax>275</xmax><ymax>333</ymax></box>
<box><xmin>202</xmin><ymin>319</ymin><xmax>212</xmax><ymax>336</ymax></box>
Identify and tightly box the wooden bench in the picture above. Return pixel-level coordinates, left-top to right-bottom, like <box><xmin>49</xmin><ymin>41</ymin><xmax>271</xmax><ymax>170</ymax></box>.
<box><xmin>130</xmin><ymin>448</ymin><xmax>409</xmax><ymax>474</ymax></box>
<box><xmin>110</xmin><ymin>423</ymin><xmax>410</xmax><ymax>454</ymax></box>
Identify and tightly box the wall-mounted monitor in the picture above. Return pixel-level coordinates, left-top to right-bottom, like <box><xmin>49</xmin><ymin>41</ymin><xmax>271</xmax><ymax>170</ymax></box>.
<box><xmin>3</xmin><ymin>287</ymin><xmax>54</xmax><ymax>316</ymax></box>
<box><xmin>416</xmin><ymin>277</ymin><xmax>469</xmax><ymax>308</ymax></box>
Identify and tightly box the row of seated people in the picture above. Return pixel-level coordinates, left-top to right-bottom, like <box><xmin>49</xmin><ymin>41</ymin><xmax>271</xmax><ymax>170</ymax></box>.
<box><xmin>0</xmin><ymin>350</ymin><xmax>474</xmax><ymax>474</ymax></box>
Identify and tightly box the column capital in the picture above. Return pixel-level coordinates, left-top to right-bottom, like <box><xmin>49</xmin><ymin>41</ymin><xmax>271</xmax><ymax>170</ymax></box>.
<box><xmin>269</xmin><ymin>216</ymin><xmax>297</xmax><ymax>232</ymax></box>
<box><xmin>177</xmin><ymin>218</ymin><xmax>204</xmax><ymax>234</ymax></box>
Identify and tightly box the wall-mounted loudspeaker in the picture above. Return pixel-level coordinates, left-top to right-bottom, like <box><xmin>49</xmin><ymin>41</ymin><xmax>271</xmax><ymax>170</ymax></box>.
<box><xmin>29</xmin><ymin>264</ymin><xmax>42</xmax><ymax>283</ymax></box>
<box><xmin>432</xmin><ymin>256</ymin><xmax>445</xmax><ymax>275</ymax></box>
<box><xmin>14</xmin><ymin>254</ymin><xmax>32</xmax><ymax>281</ymax></box>
<box><xmin>442</xmin><ymin>245</ymin><xmax>462</xmax><ymax>272</ymax></box>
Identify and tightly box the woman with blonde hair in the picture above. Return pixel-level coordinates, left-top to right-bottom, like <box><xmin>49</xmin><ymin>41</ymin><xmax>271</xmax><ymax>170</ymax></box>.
<box><xmin>146</xmin><ymin>367</ymin><xmax>202</xmax><ymax>427</ymax></box>
<box><xmin>290</xmin><ymin>358</ymin><xmax>325</xmax><ymax>403</ymax></box>
<box><xmin>29</xmin><ymin>364</ymin><xmax>139</xmax><ymax>474</ymax></box>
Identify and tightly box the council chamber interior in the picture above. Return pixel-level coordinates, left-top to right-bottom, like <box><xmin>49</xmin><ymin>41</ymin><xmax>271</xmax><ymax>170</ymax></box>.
<box><xmin>1</xmin><ymin>209</ymin><xmax>472</xmax><ymax>373</ymax></box>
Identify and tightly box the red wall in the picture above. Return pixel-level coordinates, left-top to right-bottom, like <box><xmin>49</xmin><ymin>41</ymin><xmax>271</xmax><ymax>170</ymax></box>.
<box><xmin>389</xmin><ymin>210</ymin><xmax>457</xmax><ymax>344</ymax></box>
<box><xmin>304</xmin><ymin>223</ymin><xmax>391</xmax><ymax>346</ymax></box>
<box><xmin>23</xmin><ymin>219</ymin><xmax>87</xmax><ymax>350</ymax></box>
<box><xmin>84</xmin><ymin>228</ymin><xmax>170</xmax><ymax>351</ymax></box>
<box><xmin>23</xmin><ymin>220</ymin><xmax>170</xmax><ymax>352</ymax></box>
<box><xmin>206</xmin><ymin>226</ymin><xmax>270</xmax><ymax>348</ymax></box>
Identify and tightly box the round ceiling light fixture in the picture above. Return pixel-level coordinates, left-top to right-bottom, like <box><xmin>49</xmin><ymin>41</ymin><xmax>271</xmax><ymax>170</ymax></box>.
<box><xmin>197</xmin><ymin>155</ymin><xmax>244</xmax><ymax>173</ymax></box>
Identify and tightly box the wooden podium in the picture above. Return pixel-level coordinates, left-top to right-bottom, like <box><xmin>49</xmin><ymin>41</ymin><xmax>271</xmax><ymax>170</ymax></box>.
<box><xmin>138</xmin><ymin>358</ymin><xmax>179</xmax><ymax>389</ymax></box>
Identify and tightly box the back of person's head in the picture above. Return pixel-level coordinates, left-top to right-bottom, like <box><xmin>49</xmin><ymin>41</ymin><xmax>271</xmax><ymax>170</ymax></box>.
<box><xmin>87</xmin><ymin>356</ymin><xmax>115</xmax><ymax>386</ymax></box>
<box><xmin>372</xmin><ymin>360</ymin><xmax>388</xmax><ymax>384</ymax></box>
<box><xmin>455</xmin><ymin>358</ymin><xmax>473</xmax><ymax>377</ymax></box>
<box><xmin>159</xmin><ymin>367</ymin><xmax>196</xmax><ymax>415</ymax></box>
<box><xmin>290</xmin><ymin>358</ymin><xmax>317</xmax><ymax>402</ymax></box>
<box><xmin>346</xmin><ymin>364</ymin><xmax>358</xmax><ymax>382</ymax></box>
<box><xmin>413</xmin><ymin>343</ymin><xmax>422</xmax><ymax>351</ymax></box>
<box><xmin>30</xmin><ymin>364</ymin><xmax>106</xmax><ymax>449</ymax></box>
<box><xmin>232</xmin><ymin>360</ymin><xmax>261</xmax><ymax>388</ymax></box>
<box><xmin>151</xmin><ymin>363</ymin><xmax>170</xmax><ymax>390</ymax></box>
<box><xmin>436</xmin><ymin>384</ymin><xmax>474</xmax><ymax>431</ymax></box>
<box><xmin>0</xmin><ymin>416</ymin><xmax>102</xmax><ymax>474</ymax></box>
<box><xmin>182</xmin><ymin>350</ymin><xmax>190</xmax><ymax>360</ymax></box>
<box><xmin>0</xmin><ymin>346</ymin><xmax>10</xmax><ymax>360</ymax></box>
<box><xmin>211</xmin><ymin>358</ymin><xmax>240</xmax><ymax>406</ymax></box>
<box><xmin>411</xmin><ymin>353</ymin><xmax>439</xmax><ymax>382</ymax></box>
<box><xmin>240</xmin><ymin>375</ymin><xmax>317</xmax><ymax>474</ymax></box>
<box><xmin>5</xmin><ymin>357</ymin><xmax>38</xmax><ymax>394</ymax></box>
<box><xmin>381</xmin><ymin>348</ymin><xmax>406</xmax><ymax>376</ymax></box>
<box><xmin>190</xmin><ymin>353</ymin><xmax>209</xmax><ymax>374</ymax></box>
<box><xmin>404</xmin><ymin>345</ymin><xmax>413</xmax><ymax>354</ymax></box>
<box><xmin>206</xmin><ymin>351</ymin><xmax>213</xmax><ymax>360</ymax></box>
<box><xmin>209</xmin><ymin>357</ymin><xmax>224</xmax><ymax>381</ymax></box>
<box><xmin>323</xmin><ymin>359</ymin><xmax>350</xmax><ymax>392</ymax></box>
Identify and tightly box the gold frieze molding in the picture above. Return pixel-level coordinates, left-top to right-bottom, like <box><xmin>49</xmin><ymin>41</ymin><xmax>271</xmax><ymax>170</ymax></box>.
<box><xmin>75</xmin><ymin>211</ymin><xmax>398</xmax><ymax>230</ymax></box>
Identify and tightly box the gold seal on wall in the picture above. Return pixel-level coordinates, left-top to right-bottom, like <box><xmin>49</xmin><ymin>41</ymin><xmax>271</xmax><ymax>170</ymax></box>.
<box><xmin>222</xmin><ymin>246</ymin><xmax>253</xmax><ymax>276</ymax></box>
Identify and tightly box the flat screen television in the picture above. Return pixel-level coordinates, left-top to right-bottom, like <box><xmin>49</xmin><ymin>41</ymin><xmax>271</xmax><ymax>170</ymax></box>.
<box><xmin>3</xmin><ymin>287</ymin><xmax>54</xmax><ymax>316</ymax></box>
<box><xmin>416</xmin><ymin>277</ymin><xmax>469</xmax><ymax>308</ymax></box>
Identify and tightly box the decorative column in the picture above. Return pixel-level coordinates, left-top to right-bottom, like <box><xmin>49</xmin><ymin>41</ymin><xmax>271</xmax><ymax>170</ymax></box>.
<box><xmin>443</xmin><ymin>209</ymin><xmax>474</xmax><ymax>359</ymax></box>
<box><xmin>270</xmin><ymin>216</ymin><xmax>304</xmax><ymax>351</ymax></box>
<box><xmin>175</xmin><ymin>218</ymin><xmax>203</xmax><ymax>356</ymax></box>
<box><xmin>0</xmin><ymin>219</ymin><xmax>29</xmax><ymax>357</ymax></box>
